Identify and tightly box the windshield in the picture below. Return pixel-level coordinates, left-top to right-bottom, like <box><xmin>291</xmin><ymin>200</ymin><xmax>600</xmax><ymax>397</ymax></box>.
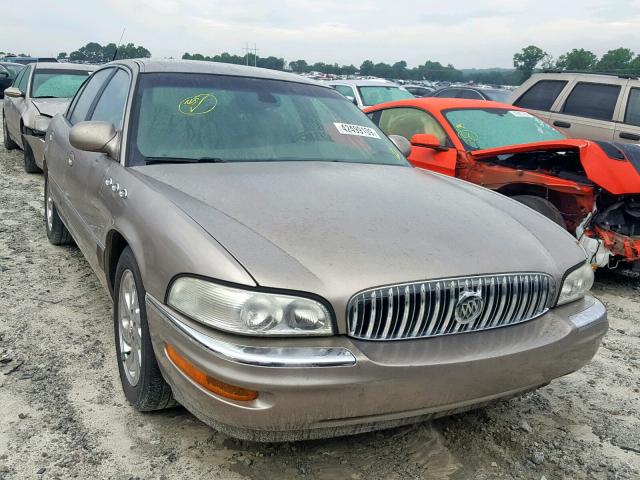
<box><xmin>443</xmin><ymin>108</ymin><xmax>565</xmax><ymax>151</ymax></box>
<box><xmin>128</xmin><ymin>73</ymin><xmax>409</xmax><ymax>167</ymax></box>
<box><xmin>2</xmin><ymin>64</ymin><xmax>23</xmax><ymax>77</ymax></box>
<box><xmin>30</xmin><ymin>69</ymin><xmax>91</xmax><ymax>98</ymax></box>
<box><xmin>357</xmin><ymin>86</ymin><xmax>414</xmax><ymax>107</ymax></box>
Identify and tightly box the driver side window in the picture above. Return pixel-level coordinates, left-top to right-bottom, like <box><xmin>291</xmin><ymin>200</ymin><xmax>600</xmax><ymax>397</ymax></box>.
<box><xmin>68</xmin><ymin>68</ymin><xmax>114</xmax><ymax>125</ymax></box>
<box><xmin>377</xmin><ymin>107</ymin><xmax>448</xmax><ymax>145</ymax></box>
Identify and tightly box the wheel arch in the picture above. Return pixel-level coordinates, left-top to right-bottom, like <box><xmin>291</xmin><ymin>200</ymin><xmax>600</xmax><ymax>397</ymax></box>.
<box><xmin>105</xmin><ymin>229</ymin><xmax>131</xmax><ymax>298</ymax></box>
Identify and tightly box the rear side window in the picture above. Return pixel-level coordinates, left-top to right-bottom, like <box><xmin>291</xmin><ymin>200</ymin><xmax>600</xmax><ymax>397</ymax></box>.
<box><xmin>624</xmin><ymin>88</ymin><xmax>640</xmax><ymax>126</ymax></box>
<box><xmin>514</xmin><ymin>80</ymin><xmax>567</xmax><ymax>111</ymax></box>
<box><xmin>562</xmin><ymin>82</ymin><xmax>620</xmax><ymax>121</ymax></box>
<box><xmin>90</xmin><ymin>69</ymin><xmax>130</xmax><ymax>129</ymax></box>
<box><xmin>433</xmin><ymin>89</ymin><xmax>454</xmax><ymax>98</ymax></box>
<box><xmin>68</xmin><ymin>68</ymin><xmax>113</xmax><ymax>125</ymax></box>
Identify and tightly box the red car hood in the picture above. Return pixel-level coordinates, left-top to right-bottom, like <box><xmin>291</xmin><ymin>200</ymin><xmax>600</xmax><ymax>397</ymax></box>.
<box><xmin>470</xmin><ymin>139</ymin><xmax>640</xmax><ymax>195</ymax></box>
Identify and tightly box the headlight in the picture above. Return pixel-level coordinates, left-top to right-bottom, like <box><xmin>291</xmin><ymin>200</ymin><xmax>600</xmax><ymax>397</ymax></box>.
<box><xmin>33</xmin><ymin>115</ymin><xmax>51</xmax><ymax>133</ymax></box>
<box><xmin>167</xmin><ymin>277</ymin><xmax>333</xmax><ymax>336</ymax></box>
<box><xmin>557</xmin><ymin>263</ymin><xmax>594</xmax><ymax>306</ymax></box>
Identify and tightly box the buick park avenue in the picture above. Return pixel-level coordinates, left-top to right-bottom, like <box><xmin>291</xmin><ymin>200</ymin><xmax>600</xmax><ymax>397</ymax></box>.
<box><xmin>42</xmin><ymin>60</ymin><xmax>607</xmax><ymax>441</ymax></box>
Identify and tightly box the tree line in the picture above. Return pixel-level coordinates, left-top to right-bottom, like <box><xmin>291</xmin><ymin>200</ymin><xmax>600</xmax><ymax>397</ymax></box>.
<box><xmin>47</xmin><ymin>42</ymin><xmax>640</xmax><ymax>86</ymax></box>
<box><xmin>56</xmin><ymin>42</ymin><xmax>151</xmax><ymax>63</ymax></box>
<box><xmin>513</xmin><ymin>46</ymin><xmax>640</xmax><ymax>81</ymax></box>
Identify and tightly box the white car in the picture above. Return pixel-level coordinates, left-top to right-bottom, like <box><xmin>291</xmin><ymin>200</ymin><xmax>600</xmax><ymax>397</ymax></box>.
<box><xmin>3</xmin><ymin>62</ymin><xmax>95</xmax><ymax>172</ymax></box>
<box><xmin>327</xmin><ymin>79</ymin><xmax>413</xmax><ymax>109</ymax></box>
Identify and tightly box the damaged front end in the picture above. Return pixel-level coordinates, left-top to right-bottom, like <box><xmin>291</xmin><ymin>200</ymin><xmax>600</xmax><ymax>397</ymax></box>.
<box><xmin>469</xmin><ymin>139</ymin><xmax>640</xmax><ymax>270</ymax></box>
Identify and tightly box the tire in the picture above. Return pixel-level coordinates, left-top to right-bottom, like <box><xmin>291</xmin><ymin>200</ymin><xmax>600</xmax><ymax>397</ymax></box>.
<box><xmin>23</xmin><ymin>141</ymin><xmax>42</xmax><ymax>173</ymax></box>
<box><xmin>3</xmin><ymin>114</ymin><xmax>17</xmax><ymax>150</ymax></box>
<box><xmin>512</xmin><ymin>195</ymin><xmax>566</xmax><ymax>228</ymax></box>
<box><xmin>114</xmin><ymin>247</ymin><xmax>175</xmax><ymax>411</ymax></box>
<box><xmin>44</xmin><ymin>172</ymin><xmax>73</xmax><ymax>245</ymax></box>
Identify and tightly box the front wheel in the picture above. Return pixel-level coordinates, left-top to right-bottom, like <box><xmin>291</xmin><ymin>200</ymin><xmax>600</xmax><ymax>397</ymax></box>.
<box><xmin>114</xmin><ymin>247</ymin><xmax>175</xmax><ymax>411</ymax></box>
<box><xmin>44</xmin><ymin>172</ymin><xmax>73</xmax><ymax>245</ymax></box>
<box><xmin>512</xmin><ymin>195</ymin><xmax>566</xmax><ymax>229</ymax></box>
<box><xmin>24</xmin><ymin>141</ymin><xmax>42</xmax><ymax>173</ymax></box>
<box><xmin>3</xmin><ymin>114</ymin><xmax>17</xmax><ymax>150</ymax></box>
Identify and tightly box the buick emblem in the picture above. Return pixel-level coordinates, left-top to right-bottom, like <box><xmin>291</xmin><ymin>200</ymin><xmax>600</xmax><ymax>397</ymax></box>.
<box><xmin>454</xmin><ymin>291</ymin><xmax>484</xmax><ymax>324</ymax></box>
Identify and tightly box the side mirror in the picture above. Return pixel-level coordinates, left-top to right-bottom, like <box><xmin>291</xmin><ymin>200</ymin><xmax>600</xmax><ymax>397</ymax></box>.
<box><xmin>388</xmin><ymin>134</ymin><xmax>412</xmax><ymax>157</ymax></box>
<box><xmin>4</xmin><ymin>87</ymin><xmax>23</xmax><ymax>98</ymax></box>
<box><xmin>410</xmin><ymin>133</ymin><xmax>449</xmax><ymax>151</ymax></box>
<box><xmin>69</xmin><ymin>121</ymin><xmax>119</xmax><ymax>159</ymax></box>
<box><xmin>345</xmin><ymin>95</ymin><xmax>357</xmax><ymax>105</ymax></box>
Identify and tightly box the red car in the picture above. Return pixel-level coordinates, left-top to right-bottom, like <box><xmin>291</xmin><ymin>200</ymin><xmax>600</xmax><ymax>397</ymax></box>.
<box><xmin>365</xmin><ymin>98</ymin><xmax>640</xmax><ymax>271</ymax></box>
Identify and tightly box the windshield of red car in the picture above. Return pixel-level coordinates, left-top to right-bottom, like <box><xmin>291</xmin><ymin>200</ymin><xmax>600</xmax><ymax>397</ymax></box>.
<box><xmin>443</xmin><ymin>108</ymin><xmax>565</xmax><ymax>151</ymax></box>
<box><xmin>30</xmin><ymin>69</ymin><xmax>92</xmax><ymax>99</ymax></box>
<box><xmin>127</xmin><ymin>73</ymin><xmax>409</xmax><ymax>167</ymax></box>
<box><xmin>357</xmin><ymin>86</ymin><xmax>414</xmax><ymax>107</ymax></box>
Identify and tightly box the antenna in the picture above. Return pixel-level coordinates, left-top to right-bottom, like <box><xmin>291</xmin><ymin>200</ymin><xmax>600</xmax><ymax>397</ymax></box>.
<box><xmin>112</xmin><ymin>27</ymin><xmax>126</xmax><ymax>62</ymax></box>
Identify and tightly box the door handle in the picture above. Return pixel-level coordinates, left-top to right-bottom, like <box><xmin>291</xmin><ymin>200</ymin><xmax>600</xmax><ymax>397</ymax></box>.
<box><xmin>619</xmin><ymin>131</ymin><xmax>640</xmax><ymax>141</ymax></box>
<box><xmin>67</xmin><ymin>152</ymin><xmax>74</xmax><ymax>166</ymax></box>
<box><xmin>553</xmin><ymin>120</ymin><xmax>571</xmax><ymax>128</ymax></box>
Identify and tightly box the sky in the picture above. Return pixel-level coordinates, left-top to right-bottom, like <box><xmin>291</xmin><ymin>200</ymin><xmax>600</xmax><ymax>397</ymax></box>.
<box><xmin>2</xmin><ymin>0</ymin><xmax>640</xmax><ymax>69</ymax></box>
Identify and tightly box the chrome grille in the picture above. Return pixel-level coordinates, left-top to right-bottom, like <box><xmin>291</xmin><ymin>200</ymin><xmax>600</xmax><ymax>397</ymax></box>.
<box><xmin>347</xmin><ymin>273</ymin><xmax>556</xmax><ymax>341</ymax></box>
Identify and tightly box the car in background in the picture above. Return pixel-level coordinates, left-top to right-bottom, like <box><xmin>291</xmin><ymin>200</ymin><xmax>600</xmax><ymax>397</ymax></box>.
<box><xmin>509</xmin><ymin>71</ymin><xmax>640</xmax><ymax>144</ymax></box>
<box><xmin>0</xmin><ymin>62</ymin><xmax>23</xmax><ymax>98</ymax></box>
<box><xmin>327</xmin><ymin>79</ymin><xmax>413</xmax><ymax>109</ymax></box>
<box><xmin>403</xmin><ymin>84</ymin><xmax>434</xmax><ymax>97</ymax></box>
<box><xmin>42</xmin><ymin>59</ymin><xmax>605</xmax><ymax>441</ymax></box>
<box><xmin>430</xmin><ymin>86</ymin><xmax>511</xmax><ymax>102</ymax></box>
<box><xmin>365</xmin><ymin>98</ymin><xmax>640</xmax><ymax>272</ymax></box>
<box><xmin>3</xmin><ymin>62</ymin><xmax>95</xmax><ymax>172</ymax></box>
<box><xmin>0</xmin><ymin>56</ymin><xmax>58</xmax><ymax>65</ymax></box>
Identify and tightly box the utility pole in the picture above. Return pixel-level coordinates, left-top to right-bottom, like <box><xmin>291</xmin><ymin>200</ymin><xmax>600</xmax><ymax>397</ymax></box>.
<box><xmin>243</xmin><ymin>43</ymin><xmax>259</xmax><ymax>67</ymax></box>
<box><xmin>243</xmin><ymin>43</ymin><xmax>250</xmax><ymax>66</ymax></box>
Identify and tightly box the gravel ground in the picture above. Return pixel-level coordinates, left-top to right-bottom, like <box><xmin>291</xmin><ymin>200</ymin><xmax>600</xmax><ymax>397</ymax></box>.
<box><xmin>0</xmin><ymin>121</ymin><xmax>638</xmax><ymax>479</ymax></box>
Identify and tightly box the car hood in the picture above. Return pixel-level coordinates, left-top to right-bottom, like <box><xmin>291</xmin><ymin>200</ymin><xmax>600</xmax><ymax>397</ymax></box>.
<box><xmin>31</xmin><ymin>98</ymin><xmax>70</xmax><ymax>117</ymax></box>
<box><xmin>134</xmin><ymin>162</ymin><xmax>584</xmax><ymax>312</ymax></box>
<box><xmin>471</xmin><ymin>139</ymin><xmax>640</xmax><ymax>195</ymax></box>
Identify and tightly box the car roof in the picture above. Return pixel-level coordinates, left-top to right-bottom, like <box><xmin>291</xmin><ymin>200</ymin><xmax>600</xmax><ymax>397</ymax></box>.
<box><xmin>109</xmin><ymin>59</ymin><xmax>328</xmax><ymax>88</ymax></box>
<box><xmin>534</xmin><ymin>70</ymin><xmax>638</xmax><ymax>81</ymax></box>
<box><xmin>0</xmin><ymin>62</ymin><xmax>24</xmax><ymax>67</ymax></box>
<box><xmin>326</xmin><ymin>79</ymin><xmax>400</xmax><ymax>86</ymax></box>
<box><xmin>365</xmin><ymin>97</ymin><xmax>520</xmax><ymax>112</ymax></box>
<box><xmin>32</xmin><ymin>62</ymin><xmax>98</xmax><ymax>71</ymax></box>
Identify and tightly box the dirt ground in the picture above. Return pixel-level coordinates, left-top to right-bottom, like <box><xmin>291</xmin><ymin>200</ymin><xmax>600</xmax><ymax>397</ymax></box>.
<box><xmin>0</xmin><ymin>123</ymin><xmax>638</xmax><ymax>480</ymax></box>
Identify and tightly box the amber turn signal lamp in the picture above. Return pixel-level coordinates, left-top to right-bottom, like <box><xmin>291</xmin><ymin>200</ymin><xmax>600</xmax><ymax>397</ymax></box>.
<box><xmin>165</xmin><ymin>344</ymin><xmax>258</xmax><ymax>401</ymax></box>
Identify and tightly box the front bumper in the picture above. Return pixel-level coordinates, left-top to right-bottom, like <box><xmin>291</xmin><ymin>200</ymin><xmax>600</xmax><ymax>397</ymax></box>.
<box><xmin>146</xmin><ymin>294</ymin><xmax>607</xmax><ymax>442</ymax></box>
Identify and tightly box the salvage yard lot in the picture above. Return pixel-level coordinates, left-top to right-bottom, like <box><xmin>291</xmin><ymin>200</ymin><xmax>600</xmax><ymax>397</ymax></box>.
<box><xmin>0</xmin><ymin>116</ymin><xmax>638</xmax><ymax>478</ymax></box>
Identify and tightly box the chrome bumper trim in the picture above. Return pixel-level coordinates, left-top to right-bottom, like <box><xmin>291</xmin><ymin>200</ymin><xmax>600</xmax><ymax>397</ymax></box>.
<box><xmin>146</xmin><ymin>294</ymin><xmax>357</xmax><ymax>367</ymax></box>
<box><xmin>568</xmin><ymin>297</ymin><xmax>607</xmax><ymax>329</ymax></box>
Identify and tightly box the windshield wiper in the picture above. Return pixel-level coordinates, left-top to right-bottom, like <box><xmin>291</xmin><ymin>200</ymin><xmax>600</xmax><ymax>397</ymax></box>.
<box><xmin>144</xmin><ymin>157</ymin><xmax>227</xmax><ymax>165</ymax></box>
<box><xmin>33</xmin><ymin>96</ymin><xmax>59</xmax><ymax>99</ymax></box>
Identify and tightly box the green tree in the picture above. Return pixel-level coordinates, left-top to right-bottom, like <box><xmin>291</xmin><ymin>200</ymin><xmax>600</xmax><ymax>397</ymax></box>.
<box><xmin>556</xmin><ymin>48</ymin><xmax>597</xmax><ymax>71</ymax></box>
<box><xmin>289</xmin><ymin>59</ymin><xmax>308</xmax><ymax>73</ymax></box>
<box><xmin>513</xmin><ymin>45</ymin><xmax>548</xmax><ymax>81</ymax></box>
<box><xmin>57</xmin><ymin>52</ymin><xmax>68</xmax><ymax>60</ymax></box>
<box><xmin>391</xmin><ymin>60</ymin><xmax>407</xmax><ymax>79</ymax></box>
<box><xmin>359</xmin><ymin>60</ymin><xmax>375</xmax><ymax>76</ymax></box>
<box><xmin>597</xmin><ymin>47</ymin><xmax>634</xmax><ymax>72</ymax></box>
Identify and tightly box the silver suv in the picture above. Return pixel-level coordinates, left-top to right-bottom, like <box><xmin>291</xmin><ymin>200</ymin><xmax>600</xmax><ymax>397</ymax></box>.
<box><xmin>509</xmin><ymin>71</ymin><xmax>640</xmax><ymax>143</ymax></box>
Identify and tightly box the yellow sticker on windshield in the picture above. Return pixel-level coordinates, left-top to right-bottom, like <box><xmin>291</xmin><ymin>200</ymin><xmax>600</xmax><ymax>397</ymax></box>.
<box><xmin>178</xmin><ymin>93</ymin><xmax>218</xmax><ymax>115</ymax></box>
<box><xmin>455</xmin><ymin>123</ymin><xmax>479</xmax><ymax>147</ymax></box>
